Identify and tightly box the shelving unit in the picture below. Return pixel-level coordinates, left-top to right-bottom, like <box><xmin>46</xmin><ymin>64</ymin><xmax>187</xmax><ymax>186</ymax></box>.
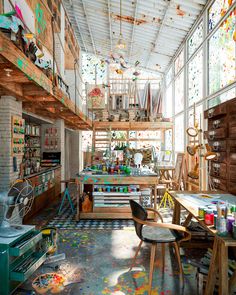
<box><xmin>11</xmin><ymin>116</ymin><xmax>25</xmax><ymax>156</ymax></box>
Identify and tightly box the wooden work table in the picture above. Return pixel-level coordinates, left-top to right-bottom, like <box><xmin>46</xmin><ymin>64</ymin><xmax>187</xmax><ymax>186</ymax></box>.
<box><xmin>170</xmin><ymin>191</ymin><xmax>236</xmax><ymax>295</ymax></box>
<box><xmin>76</xmin><ymin>172</ymin><xmax>158</xmax><ymax>220</ymax></box>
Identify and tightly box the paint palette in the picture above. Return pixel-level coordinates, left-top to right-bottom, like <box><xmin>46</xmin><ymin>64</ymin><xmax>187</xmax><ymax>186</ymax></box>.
<box><xmin>32</xmin><ymin>273</ymin><xmax>65</xmax><ymax>294</ymax></box>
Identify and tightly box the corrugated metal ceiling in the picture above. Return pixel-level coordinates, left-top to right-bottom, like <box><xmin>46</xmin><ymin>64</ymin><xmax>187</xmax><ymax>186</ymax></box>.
<box><xmin>63</xmin><ymin>0</ymin><xmax>207</xmax><ymax>73</ymax></box>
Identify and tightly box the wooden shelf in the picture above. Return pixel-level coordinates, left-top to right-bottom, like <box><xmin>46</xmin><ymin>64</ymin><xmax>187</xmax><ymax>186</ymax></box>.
<box><xmin>93</xmin><ymin>121</ymin><xmax>173</xmax><ymax>131</ymax></box>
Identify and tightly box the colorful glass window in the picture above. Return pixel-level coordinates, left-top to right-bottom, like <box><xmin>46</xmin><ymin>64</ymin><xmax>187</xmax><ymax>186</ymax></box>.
<box><xmin>175</xmin><ymin>49</ymin><xmax>184</xmax><ymax>75</ymax></box>
<box><xmin>175</xmin><ymin>71</ymin><xmax>184</xmax><ymax>114</ymax></box>
<box><xmin>209</xmin><ymin>13</ymin><xmax>236</xmax><ymax>94</ymax></box>
<box><xmin>188</xmin><ymin>21</ymin><xmax>203</xmax><ymax>57</ymax></box>
<box><xmin>209</xmin><ymin>0</ymin><xmax>235</xmax><ymax>31</ymax></box>
<box><xmin>188</xmin><ymin>50</ymin><xmax>203</xmax><ymax>106</ymax></box>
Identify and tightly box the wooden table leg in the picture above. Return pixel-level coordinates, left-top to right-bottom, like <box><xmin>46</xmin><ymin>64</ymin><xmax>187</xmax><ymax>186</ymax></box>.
<box><xmin>205</xmin><ymin>237</ymin><xmax>219</xmax><ymax>295</ymax></box>
<box><xmin>182</xmin><ymin>213</ymin><xmax>193</xmax><ymax>227</ymax></box>
<box><xmin>219</xmin><ymin>240</ymin><xmax>228</xmax><ymax>295</ymax></box>
<box><xmin>172</xmin><ymin>200</ymin><xmax>181</xmax><ymax>224</ymax></box>
<box><xmin>229</xmin><ymin>269</ymin><xmax>236</xmax><ymax>295</ymax></box>
<box><xmin>76</xmin><ymin>182</ymin><xmax>80</xmax><ymax>221</ymax></box>
<box><xmin>154</xmin><ymin>184</ymin><xmax>157</xmax><ymax>210</ymax></box>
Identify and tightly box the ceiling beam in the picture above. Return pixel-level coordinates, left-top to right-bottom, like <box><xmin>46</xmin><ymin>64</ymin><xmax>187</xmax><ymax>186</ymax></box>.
<box><xmin>107</xmin><ymin>0</ymin><xmax>113</xmax><ymax>51</ymax></box>
<box><xmin>70</xmin><ymin>0</ymin><xmax>88</xmax><ymax>52</ymax></box>
<box><xmin>23</xmin><ymin>84</ymin><xmax>49</xmax><ymax>96</ymax></box>
<box><xmin>80</xmin><ymin>0</ymin><xmax>97</xmax><ymax>55</ymax></box>
<box><xmin>128</xmin><ymin>0</ymin><xmax>139</xmax><ymax>63</ymax></box>
<box><xmin>144</xmin><ymin>1</ymin><xmax>172</xmax><ymax>68</ymax></box>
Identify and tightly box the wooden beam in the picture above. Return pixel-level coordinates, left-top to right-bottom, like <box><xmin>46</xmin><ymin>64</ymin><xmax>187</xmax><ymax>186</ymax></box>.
<box><xmin>0</xmin><ymin>81</ymin><xmax>23</xmax><ymax>98</ymax></box>
<box><xmin>23</xmin><ymin>84</ymin><xmax>49</xmax><ymax>96</ymax></box>
<box><xmin>0</xmin><ymin>32</ymin><xmax>53</xmax><ymax>94</ymax></box>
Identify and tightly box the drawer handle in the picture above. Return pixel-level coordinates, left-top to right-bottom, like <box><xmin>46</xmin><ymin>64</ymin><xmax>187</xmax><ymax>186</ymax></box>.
<box><xmin>208</xmin><ymin>109</ymin><xmax>215</xmax><ymax>118</ymax></box>
<box><xmin>209</xmin><ymin>134</ymin><xmax>215</xmax><ymax>140</ymax></box>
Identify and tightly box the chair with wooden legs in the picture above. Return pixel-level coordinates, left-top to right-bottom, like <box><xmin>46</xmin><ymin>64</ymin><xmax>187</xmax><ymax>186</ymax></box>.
<box><xmin>129</xmin><ymin>200</ymin><xmax>191</xmax><ymax>295</ymax></box>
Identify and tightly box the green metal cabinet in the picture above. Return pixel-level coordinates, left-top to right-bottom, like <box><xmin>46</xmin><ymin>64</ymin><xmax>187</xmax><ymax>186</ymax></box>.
<box><xmin>0</xmin><ymin>225</ymin><xmax>46</xmax><ymax>295</ymax></box>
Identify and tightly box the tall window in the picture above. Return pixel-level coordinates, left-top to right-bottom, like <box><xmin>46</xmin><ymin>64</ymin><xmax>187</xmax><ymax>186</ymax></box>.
<box><xmin>188</xmin><ymin>50</ymin><xmax>203</xmax><ymax>106</ymax></box>
<box><xmin>188</xmin><ymin>21</ymin><xmax>203</xmax><ymax>57</ymax></box>
<box><xmin>208</xmin><ymin>0</ymin><xmax>235</xmax><ymax>31</ymax></box>
<box><xmin>175</xmin><ymin>49</ymin><xmax>184</xmax><ymax>75</ymax></box>
<box><xmin>165</xmin><ymin>84</ymin><xmax>173</xmax><ymax>118</ymax></box>
<box><xmin>209</xmin><ymin>14</ymin><xmax>236</xmax><ymax>94</ymax></box>
<box><xmin>175</xmin><ymin>71</ymin><xmax>184</xmax><ymax>114</ymax></box>
<box><xmin>174</xmin><ymin>114</ymin><xmax>184</xmax><ymax>152</ymax></box>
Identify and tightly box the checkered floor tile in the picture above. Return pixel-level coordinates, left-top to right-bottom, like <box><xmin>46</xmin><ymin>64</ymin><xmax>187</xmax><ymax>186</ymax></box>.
<box><xmin>47</xmin><ymin>204</ymin><xmax>135</xmax><ymax>229</ymax></box>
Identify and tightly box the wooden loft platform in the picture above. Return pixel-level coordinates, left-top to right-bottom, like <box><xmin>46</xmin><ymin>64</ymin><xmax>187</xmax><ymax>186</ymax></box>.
<box><xmin>0</xmin><ymin>32</ymin><xmax>92</xmax><ymax>130</ymax></box>
<box><xmin>93</xmin><ymin>121</ymin><xmax>173</xmax><ymax>131</ymax></box>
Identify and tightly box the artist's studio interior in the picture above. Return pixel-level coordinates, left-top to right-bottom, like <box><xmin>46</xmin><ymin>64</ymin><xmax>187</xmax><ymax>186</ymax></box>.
<box><xmin>0</xmin><ymin>0</ymin><xmax>236</xmax><ymax>295</ymax></box>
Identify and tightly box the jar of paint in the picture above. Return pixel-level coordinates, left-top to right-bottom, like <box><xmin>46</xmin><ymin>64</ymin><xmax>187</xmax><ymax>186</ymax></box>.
<box><xmin>205</xmin><ymin>210</ymin><xmax>213</xmax><ymax>225</ymax></box>
<box><xmin>198</xmin><ymin>207</ymin><xmax>205</xmax><ymax>219</ymax></box>
<box><xmin>217</xmin><ymin>217</ymin><xmax>228</xmax><ymax>236</ymax></box>
<box><xmin>233</xmin><ymin>223</ymin><xmax>236</xmax><ymax>239</ymax></box>
<box><xmin>227</xmin><ymin>216</ymin><xmax>235</xmax><ymax>233</ymax></box>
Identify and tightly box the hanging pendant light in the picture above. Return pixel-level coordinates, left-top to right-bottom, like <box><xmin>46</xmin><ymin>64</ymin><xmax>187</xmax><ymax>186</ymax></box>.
<box><xmin>116</xmin><ymin>0</ymin><xmax>126</xmax><ymax>50</ymax></box>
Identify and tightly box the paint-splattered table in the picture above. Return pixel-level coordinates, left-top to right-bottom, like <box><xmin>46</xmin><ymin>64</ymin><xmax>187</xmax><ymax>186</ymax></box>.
<box><xmin>170</xmin><ymin>191</ymin><xmax>236</xmax><ymax>295</ymax></box>
<box><xmin>76</xmin><ymin>172</ymin><xmax>158</xmax><ymax>220</ymax></box>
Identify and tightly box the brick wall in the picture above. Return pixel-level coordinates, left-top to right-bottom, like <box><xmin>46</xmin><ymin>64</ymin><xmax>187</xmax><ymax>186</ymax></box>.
<box><xmin>0</xmin><ymin>96</ymin><xmax>23</xmax><ymax>192</ymax></box>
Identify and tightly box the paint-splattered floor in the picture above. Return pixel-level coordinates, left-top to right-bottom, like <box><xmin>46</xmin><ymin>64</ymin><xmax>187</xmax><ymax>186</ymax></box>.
<box><xmin>17</xmin><ymin>227</ymin><xmax>203</xmax><ymax>295</ymax></box>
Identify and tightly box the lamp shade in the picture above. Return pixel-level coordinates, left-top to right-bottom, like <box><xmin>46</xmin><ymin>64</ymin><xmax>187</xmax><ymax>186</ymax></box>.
<box><xmin>204</xmin><ymin>144</ymin><xmax>217</xmax><ymax>160</ymax></box>
<box><xmin>187</xmin><ymin>144</ymin><xmax>202</xmax><ymax>156</ymax></box>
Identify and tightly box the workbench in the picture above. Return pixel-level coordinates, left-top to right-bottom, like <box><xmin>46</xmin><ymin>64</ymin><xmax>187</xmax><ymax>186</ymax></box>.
<box><xmin>170</xmin><ymin>191</ymin><xmax>236</xmax><ymax>295</ymax></box>
<box><xmin>76</xmin><ymin>172</ymin><xmax>158</xmax><ymax>220</ymax></box>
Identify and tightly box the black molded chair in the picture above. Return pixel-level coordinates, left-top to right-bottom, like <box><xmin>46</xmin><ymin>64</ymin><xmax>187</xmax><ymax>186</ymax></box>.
<box><xmin>129</xmin><ymin>200</ymin><xmax>191</xmax><ymax>295</ymax></box>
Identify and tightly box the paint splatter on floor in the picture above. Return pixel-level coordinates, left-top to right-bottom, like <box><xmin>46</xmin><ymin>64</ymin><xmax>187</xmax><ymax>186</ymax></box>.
<box><xmin>17</xmin><ymin>229</ymin><xmax>200</xmax><ymax>295</ymax></box>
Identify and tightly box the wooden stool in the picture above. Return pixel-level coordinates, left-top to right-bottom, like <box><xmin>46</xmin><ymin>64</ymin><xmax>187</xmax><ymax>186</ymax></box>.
<box><xmin>58</xmin><ymin>180</ymin><xmax>75</xmax><ymax>215</ymax></box>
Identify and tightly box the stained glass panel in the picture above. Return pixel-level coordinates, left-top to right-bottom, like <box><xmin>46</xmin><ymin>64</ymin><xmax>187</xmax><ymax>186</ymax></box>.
<box><xmin>175</xmin><ymin>49</ymin><xmax>184</xmax><ymax>75</ymax></box>
<box><xmin>209</xmin><ymin>0</ymin><xmax>235</xmax><ymax>31</ymax></box>
<box><xmin>188</xmin><ymin>50</ymin><xmax>203</xmax><ymax>106</ymax></box>
<box><xmin>174</xmin><ymin>114</ymin><xmax>184</xmax><ymax>152</ymax></box>
<box><xmin>209</xmin><ymin>14</ymin><xmax>236</xmax><ymax>94</ymax></box>
<box><xmin>188</xmin><ymin>21</ymin><xmax>203</xmax><ymax>57</ymax></box>
<box><xmin>175</xmin><ymin>71</ymin><xmax>184</xmax><ymax>114</ymax></box>
<box><xmin>165</xmin><ymin>84</ymin><xmax>173</xmax><ymax>118</ymax></box>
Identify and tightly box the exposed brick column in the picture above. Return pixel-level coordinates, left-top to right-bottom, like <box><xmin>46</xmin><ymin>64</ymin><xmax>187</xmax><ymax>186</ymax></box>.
<box><xmin>0</xmin><ymin>96</ymin><xmax>23</xmax><ymax>192</ymax></box>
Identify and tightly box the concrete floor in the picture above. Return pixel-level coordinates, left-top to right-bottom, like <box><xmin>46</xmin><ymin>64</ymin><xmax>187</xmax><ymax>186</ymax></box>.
<box><xmin>18</xmin><ymin>227</ymin><xmax>200</xmax><ymax>295</ymax></box>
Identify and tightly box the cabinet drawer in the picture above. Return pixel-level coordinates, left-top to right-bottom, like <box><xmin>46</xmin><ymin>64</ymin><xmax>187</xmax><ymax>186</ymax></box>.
<box><xmin>229</xmin><ymin>125</ymin><xmax>236</xmax><ymax>139</ymax></box>
<box><xmin>212</xmin><ymin>152</ymin><xmax>227</xmax><ymax>163</ymax></box>
<box><xmin>208</xmin><ymin>117</ymin><xmax>227</xmax><ymax>130</ymax></box>
<box><xmin>228</xmin><ymin>182</ymin><xmax>236</xmax><ymax>194</ymax></box>
<box><xmin>210</xmin><ymin>163</ymin><xmax>227</xmax><ymax>179</ymax></box>
<box><xmin>204</xmin><ymin>128</ymin><xmax>226</xmax><ymax>140</ymax></box>
<box><xmin>210</xmin><ymin>177</ymin><xmax>227</xmax><ymax>191</ymax></box>
<box><xmin>229</xmin><ymin>165</ymin><xmax>236</xmax><ymax>182</ymax></box>
<box><xmin>10</xmin><ymin>252</ymin><xmax>46</xmax><ymax>282</ymax></box>
<box><xmin>204</xmin><ymin>104</ymin><xmax>227</xmax><ymax>119</ymax></box>
<box><xmin>228</xmin><ymin>140</ymin><xmax>236</xmax><ymax>152</ymax></box>
<box><xmin>10</xmin><ymin>231</ymin><xmax>42</xmax><ymax>257</ymax></box>
<box><xmin>228</xmin><ymin>99</ymin><xmax>236</xmax><ymax>114</ymax></box>
<box><xmin>209</xmin><ymin>140</ymin><xmax>227</xmax><ymax>152</ymax></box>
<box><xmin>229</xmin><ymin>153</ymin><xmax>236</xmax><ymax>165</ymax></box>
